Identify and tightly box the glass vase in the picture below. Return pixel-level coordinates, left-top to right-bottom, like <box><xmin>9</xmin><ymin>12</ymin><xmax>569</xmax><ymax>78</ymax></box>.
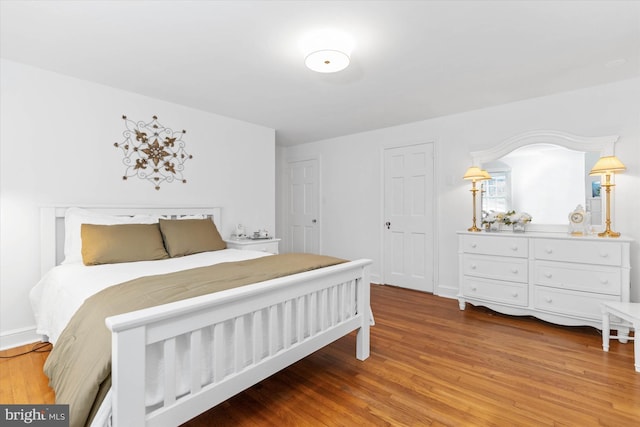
<box><xmin>485</xmin><ymin>222</ymin><xmax>501</xmax><ymax>232</ymax></box>
<box><xmin>512</xmin><ymin>222</ymin><xmax>526</xmax><ymax>233</ymax></box>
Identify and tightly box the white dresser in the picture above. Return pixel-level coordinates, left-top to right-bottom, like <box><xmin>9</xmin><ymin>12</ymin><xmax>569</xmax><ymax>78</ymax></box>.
<box><xmin>458</xmin><ymin>231</ymin><xmax>633</xmax><ymax>330</ymax></box>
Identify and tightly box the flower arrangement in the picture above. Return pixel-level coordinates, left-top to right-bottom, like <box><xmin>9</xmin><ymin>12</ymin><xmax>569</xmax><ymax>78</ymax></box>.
<box><xmin>481</xmin><ymin>210</ymin><xmax>506</xmax><ymax>232</ymax></box>
<box><xmin>503</xmin><ymin>210</ymin><xmax>532</xmax><ymax>225</ymax></box>
<box><xmin>482</xmin><ymin>211</ymin><xmax>506</xmax><ymax>225</ymax></box>
<box><xmin>481</xmin><ymin>210</ymin><xmax>532</xmax><ymax>232</ymax></box>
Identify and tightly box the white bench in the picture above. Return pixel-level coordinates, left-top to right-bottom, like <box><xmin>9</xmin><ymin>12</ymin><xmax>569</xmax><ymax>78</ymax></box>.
<box><xmin>601</xmin><ymin>301</ymin><xmax>639</xmax><ymax>372</ymax></box>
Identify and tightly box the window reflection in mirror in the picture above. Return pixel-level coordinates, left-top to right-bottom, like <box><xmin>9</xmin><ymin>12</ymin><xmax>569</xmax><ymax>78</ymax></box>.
<box><xmin>480</xmin><ymin>143</ymin><xmax>602</xmax><ymax>225</ymax></box>
<box><xmin>482</xmin><ymin>169</ymin><xmax>511</xmax><ymax>213</ymax></box>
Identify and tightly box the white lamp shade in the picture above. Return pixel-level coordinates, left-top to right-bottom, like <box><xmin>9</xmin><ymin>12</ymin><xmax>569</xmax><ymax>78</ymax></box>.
<box><xmin>589</xmin><ymin>155</ymin><xmax>626</xmax><ymax>175</ymax></box>
<box><xmin>305</xmin><ymin>49</ymin><xmax>350</xmax><ymax>73</ymax></box>
<box><xmin>301</xmin><ymin>29</ymin><xmax>354</xmax><ymax>73</ymax></box>
<box><xmin>463</xmin><ymin>166</ymin><xmax>490</xmax><ymax>181</ymax></box>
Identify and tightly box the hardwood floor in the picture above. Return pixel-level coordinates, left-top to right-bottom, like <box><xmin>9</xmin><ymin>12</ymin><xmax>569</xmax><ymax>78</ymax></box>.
<box><xmin>0</xmin><ymin>341</ymin><xmax>53</xmax><ymax>404</ymax></box>
<box><xmin>2</xmin><ymin>284</ymin><xmax>638</xmax><ymax>426</ymax></box>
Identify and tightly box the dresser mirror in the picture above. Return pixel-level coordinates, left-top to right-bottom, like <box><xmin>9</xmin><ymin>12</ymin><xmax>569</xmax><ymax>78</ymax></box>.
<box><xmin>470</xmin><ymin>130</ymin><xmax>618</xmax><ymax>232</ymax></box>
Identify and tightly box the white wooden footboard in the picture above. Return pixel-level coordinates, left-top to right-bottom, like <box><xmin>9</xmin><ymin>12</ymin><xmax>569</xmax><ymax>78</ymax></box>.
<box><xmin>106</xmin><ymin>259</ymin><xmax>371</xmax><ymax>427</ymax></box>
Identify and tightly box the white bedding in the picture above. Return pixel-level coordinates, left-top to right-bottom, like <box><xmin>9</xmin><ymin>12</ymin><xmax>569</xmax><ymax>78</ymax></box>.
<box><xmin>30</xmin><ymin>248</ymin><xmax>272</xmax><ymax>345</ymax></box>
<box><xmin>31</xmin><ymin>248</ymin><xmax>275</xmax><ymax>426</ymax></box>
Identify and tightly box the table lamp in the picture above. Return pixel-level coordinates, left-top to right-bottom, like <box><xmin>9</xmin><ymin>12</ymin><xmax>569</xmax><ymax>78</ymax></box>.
<box><xmin>463</xmin><ymin>166</ymin><xmax>491</xmax><ymax>232</ymax></box>
<box><xmin>589</xmin><ymin>155</ymin><xmax>626</xmax><ymax>238</ymax></box>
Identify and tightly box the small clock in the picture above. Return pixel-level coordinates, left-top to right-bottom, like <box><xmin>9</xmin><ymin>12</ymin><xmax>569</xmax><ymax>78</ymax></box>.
<box><xmin>568</xmin><ymin>205</ymin><xmax>588</xmax><ymax>235</ymax></box>
<box><xmin>570</xmin><ymin>212</ymin><xmax>584</xmax><ymax>224</ymax></box>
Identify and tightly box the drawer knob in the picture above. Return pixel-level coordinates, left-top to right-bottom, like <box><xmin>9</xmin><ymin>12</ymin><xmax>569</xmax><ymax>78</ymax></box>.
<box><xmin>471</xmin><ymin>264</ymin><xmax>477</xmax><ymax>270</ymax></box>
<box><xmin>510</xmin><ymin>246</ymin><xmax>518</xmax><ymax>251</ymax></box>
<box><xmin>511</xmin><ymin>292</ymin><xmax>519</xmax><ymax>298</ymax></box>
<box><xmin>599</xmin><ymin>252</ymin><xmax>609</xmax><ymax>258</ymax></box>
<box><xmin>600</xmin><ymin>278</ymin><xmax>609</xmax><ymax>285</ymax></box>
<box><xmin>545</xmin><ymin>297</ymin><xmax>553</xmax><ymax>303</ymax></box>
<box><xmin>511</xmin><ymin>268</ymin><xmax>519</xmax><ymax>274</ymax></box>
<box><xmin>544</xmin><ymin>272</ymin><xmax>552</xmax><ymax>279</ymax></box>
<box><xmin>471</xmin><ymin>243</ymin><xmax>477</xmax><ymax>248</ymax></box>
<box><xmin>471</xmin><ymin>286</ymin><xmax>477</xmax><ymax>291</ymax></box>
<box><xmin>545</xmin><ymin>248</ymin><xmax>553</xmax><ymax>254</ymax></box>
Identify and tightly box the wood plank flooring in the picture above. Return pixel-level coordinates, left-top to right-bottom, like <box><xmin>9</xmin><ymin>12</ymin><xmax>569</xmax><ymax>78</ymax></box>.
<box><xmin>1</xmin><ymin>284</ymin><xmax>638</xmax><ymax>426</ymax></box>
<box><xmin>0</xmin><ymin>341</ymin><xmax>53</xmax><ymax>404</ymax></box>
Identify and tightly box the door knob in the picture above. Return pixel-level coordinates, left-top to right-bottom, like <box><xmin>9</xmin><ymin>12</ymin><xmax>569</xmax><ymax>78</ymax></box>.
<box><xmin>312</xmin><ymin>219</ymin><xmax>317</xmax><ymax>224</ymax></box>
<box><xmin>385</xmin><ymin>221</ymin><xmax>391</xmax><ymax>229</ymax></box>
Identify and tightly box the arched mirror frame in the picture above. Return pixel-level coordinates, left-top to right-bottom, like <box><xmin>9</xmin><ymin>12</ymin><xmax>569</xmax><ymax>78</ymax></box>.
<box><xmin>470</xmin><ymin>130</ymin><xmax>619</xmax><ymax>233</ymax></box>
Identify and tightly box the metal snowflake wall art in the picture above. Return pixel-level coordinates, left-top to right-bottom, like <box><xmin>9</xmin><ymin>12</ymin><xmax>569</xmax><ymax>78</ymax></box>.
<box><xmin>114</xmin><ymin>115</ymin><xmax>193</xmax><ymax>190</ymax></box>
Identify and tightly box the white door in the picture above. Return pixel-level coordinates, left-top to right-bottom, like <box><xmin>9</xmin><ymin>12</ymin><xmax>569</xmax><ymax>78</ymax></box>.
<box><xmin>383</xmin><ymin>143</ymin><xmax>435</xmax><ymax>292</ymax></box>
<box><xmin>287</xmin><ymin>158</ymin><xmax>320</xmax><ymax>254</ymax></box>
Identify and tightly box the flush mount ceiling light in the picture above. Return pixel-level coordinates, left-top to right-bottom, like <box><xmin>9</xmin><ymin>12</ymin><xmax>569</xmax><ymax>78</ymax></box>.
<box><xmin>301</xmin><ymin>29</ymin><xmax>355</xmax><ymax>73</ymax></box>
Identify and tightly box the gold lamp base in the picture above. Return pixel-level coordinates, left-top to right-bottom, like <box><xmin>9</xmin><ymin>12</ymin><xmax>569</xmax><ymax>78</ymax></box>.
<box><xmin>598</xmin><ymin>229</ymin><xmax>620</xmax><ymax>238</ymax></box>
<box><xmin>467</xmin><ymin>184</ymin><xmax>482</xmax><ymax>232</ymax></box>
<box><xmin>597</xmin><ymin>178</ymin><xmax>621</xmax><ymax>238</ymax></box>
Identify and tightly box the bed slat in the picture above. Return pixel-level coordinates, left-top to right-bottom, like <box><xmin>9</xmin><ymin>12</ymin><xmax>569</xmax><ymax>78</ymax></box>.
<box><xmin>213</xmin><ymin>324</ymin><xmax>224</xmax><ymax>383</ymax></box>
<box><xmin>233</xmin><ymin>316</ymin><xmax>245</xmax><ymax>373</ymax></box>
<box><xmin>163</xmin><ymin>338</ymin><xmax>177</xmax><ymax>407</ymax></box>
<box><xmin>283</xmin><ymin>299</ymin><xmax>292</xmax><ymax>349</ymax></box>
<box><xmin>190</xmin><ymin>330</ymin><xmax>202</xmax><ymax>395</ymax></box>
<box><xmin>252</xmin><ymin>311</ymin><xmax>261</xmax><ymax>364</ymax></box>
<box><xmin>296</xmin><ymin>296</ymin><xmax>304</xmax><ymax>344</ymax></box>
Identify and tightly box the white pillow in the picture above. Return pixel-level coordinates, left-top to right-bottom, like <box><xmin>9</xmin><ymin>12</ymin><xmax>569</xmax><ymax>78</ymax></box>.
<box><xmin>178</xmin><ymin>214</ymin><xmax>206</xmax><ymax>219</ymax></box>
<box><xmin>62</xmin><ymin>207</ymin><xmax>158</xmax><ymax>264</ymax></box>
<box><xmin>158</xmin><ymin>214</ymin><xmax>207</xmax><ymax>220</ymax></box>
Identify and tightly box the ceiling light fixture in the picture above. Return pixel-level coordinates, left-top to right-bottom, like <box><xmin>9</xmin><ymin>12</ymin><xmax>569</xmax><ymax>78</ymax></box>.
<box><xmin>301</xmin><ymin>29</ymin><xmax>355</xmax><ymax>73</ymax></box>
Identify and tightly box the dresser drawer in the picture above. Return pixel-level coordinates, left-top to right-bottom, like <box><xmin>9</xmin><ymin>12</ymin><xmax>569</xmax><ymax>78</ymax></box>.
<box><xmin>533</xmin><ymin>239</ymin><xmax>621</xmax><ymax>266</ymax></box>
<box><xmin>463</xmin><ymin>255</ymin><xmax>528</xmax><ymax>283</ymax></box>
<box><xmin>242</xmin><ymin>241</ymin><xmax>279</xmax><ymax>254</ymax></box>
<box><xmin>461</xmin><ymin>235</ymin><xmax>527</xmax><ymax>258</ymax></box>
<box><xmin>461</xmin><ymin>277</ymin><xmax>527</xmax><ymax>307</ymax></box>
<box><xmin>534</xmin><ymin>261</ymin><xmax>621</xmax><ymax>295</ymax></box>
<box><xmin>533</xmin><ymin>286</ymin><xmax>619</xmax><ymax>321</ymax></box>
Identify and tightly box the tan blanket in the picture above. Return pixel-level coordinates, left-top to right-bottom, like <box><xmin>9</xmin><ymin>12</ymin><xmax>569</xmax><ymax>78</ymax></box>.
<box><xmin>44</xmin><ymin>253</ymin><xmax>346</xmax><ymax>427</ymax></box>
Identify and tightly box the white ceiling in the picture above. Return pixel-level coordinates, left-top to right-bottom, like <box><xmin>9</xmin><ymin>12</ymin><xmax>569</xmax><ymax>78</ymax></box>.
<box><xmin>2</xmin><ymin>1</ymin><xmax>639</xmax><ymax>146</ymax></box>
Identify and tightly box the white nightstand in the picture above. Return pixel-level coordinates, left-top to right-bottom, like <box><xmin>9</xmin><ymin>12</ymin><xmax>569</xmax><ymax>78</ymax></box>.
<box><xmin>224</xmin><ymin>238</ymin><xmax>281</xmax><ymax>254</ymax></box>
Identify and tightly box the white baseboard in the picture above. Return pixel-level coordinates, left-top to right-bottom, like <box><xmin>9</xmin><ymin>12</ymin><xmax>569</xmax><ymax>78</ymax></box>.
<box><xmin>0</xmin><ymin>326</ymin><xmax>41</xmax><ymax>351</ymax></box>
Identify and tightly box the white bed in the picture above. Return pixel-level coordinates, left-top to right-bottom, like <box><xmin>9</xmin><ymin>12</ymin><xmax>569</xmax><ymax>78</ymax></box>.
<box><xmin>33</xmin><ymin>206</ymin><xmax>372</xmax><ymax>427</ymax></box>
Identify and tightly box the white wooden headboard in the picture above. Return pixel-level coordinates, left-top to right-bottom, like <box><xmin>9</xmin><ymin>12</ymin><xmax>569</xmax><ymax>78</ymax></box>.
<box><xmin>40</xmin><ymin>206</ymin><xmax>222</xmax><ymax>276</ymax></box>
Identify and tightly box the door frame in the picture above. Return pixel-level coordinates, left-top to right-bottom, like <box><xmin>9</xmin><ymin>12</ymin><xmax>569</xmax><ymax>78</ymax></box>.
<box><xmin>284</xmin><ymin>155</ymin><xmax>322</xmax><ymax>254</ymax></box>
<box><xmin>380</xmin><ymin>140</ymin><xmax>439</xmax><ymax>294</ymax></box>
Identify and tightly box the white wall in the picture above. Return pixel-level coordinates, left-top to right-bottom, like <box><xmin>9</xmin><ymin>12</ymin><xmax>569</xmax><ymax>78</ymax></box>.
<box><xmin>0</xmin><ymin>59</ymin><xmax>276</xmax><ymax>349</ymax></box>
<box><xmin>277</xmin><ymin>77</ymin><xmax>640</xmax><ymax>301</ymax></box>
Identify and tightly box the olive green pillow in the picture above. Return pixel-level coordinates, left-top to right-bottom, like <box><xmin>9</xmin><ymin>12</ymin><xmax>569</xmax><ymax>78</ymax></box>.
<box><xmin>81</xmin><ymin>223</ymin><xmax>169</xmax><ymax>266</ymax></box>
<box><xmin>159</xmin><ymin>218</ymin><xmax>226</xmax><ymax>258</ymax></box>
